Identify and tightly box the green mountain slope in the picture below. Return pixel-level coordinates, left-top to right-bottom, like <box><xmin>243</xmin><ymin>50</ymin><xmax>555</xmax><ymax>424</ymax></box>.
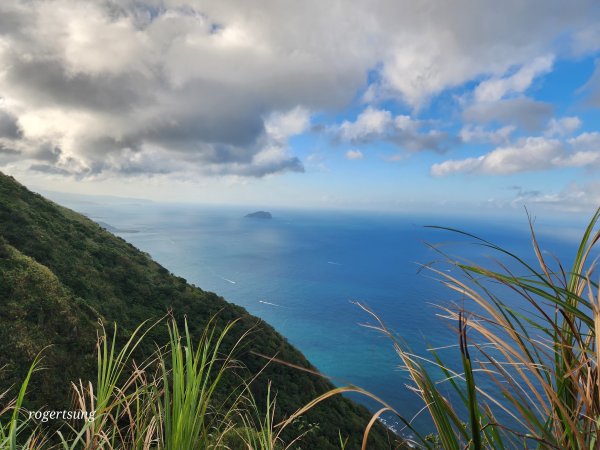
<box><xmin>0</xmin><ymin>172</ymin><xmax>398</xmax><ymax>449</ymax></box>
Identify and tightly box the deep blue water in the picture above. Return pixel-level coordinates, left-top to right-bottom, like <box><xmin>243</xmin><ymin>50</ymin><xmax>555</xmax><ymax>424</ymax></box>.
<box><xmin>54</xmin><ymin>197</ymin><xmax>587</xmax><ymax>437</ymax></box>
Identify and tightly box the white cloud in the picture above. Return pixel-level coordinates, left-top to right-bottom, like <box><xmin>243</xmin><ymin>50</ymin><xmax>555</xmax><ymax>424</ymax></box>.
<box><xmin>367</xmin><ymin>2</ymin><xmax>598</xmax><ymax>107</ymax></box>
<box><xmin>431</xmin><ymin>137</ymin><xmax>563</xmax><ymax>176</ymax></box>
<box><xmin>264</xmin><ymin>107</ymin><xmax>311</xmax><ymax>142</ymax></box>
<box><xmin>338</xmin><ymin>107</ymin><xmax>452</xmax><ymax>153</ymax></box>
<box><xmin>568</xmin><ymin>131</ymin><xmax>600</xmax><ymax>150</ymax></box>
<box><xmin>430</xmin><ymin>157</ymin><xmax>483</xmax><ymax>177</ymax></box>
<box><xmin>345</xmin><ymin>149</ymin><xmax>364</xmax><ymax>160</ymax></box>
<box><xmin>474</xmin><ymin>55</ymin><xmax>554</xmax><ymax>103</ymax></box>
<box><xmin>339</xmin><ymin>107</ymin><xmax>392</xmax><ymax>141</ymax></box>
<box><xmin>394</xmin><ymin>115</ymin><xmax>418</xmax><ymax>131</ymax></box>
<box><xmin>432</xmin><ymin>133</ymin><xmax>600</xmax><ymax>176</ymax></box>
<box><xmin>512</xmin><ymin>182</ymin><xmax>600</xmax><ymax>212</ymax></box>
<box><xmin>556</xmin><ymin>150</ymin><xmax>600</xmax><ymax>167</ymax></box>
<box><xmin>545</xmin><ymin>116</ymin><xmax>582</xmax><ymax>137</ymax></box>
<box><xmin>462</xmin><ymin>56</ymin><xmax>557</xmax><ymax>134</ymax></box>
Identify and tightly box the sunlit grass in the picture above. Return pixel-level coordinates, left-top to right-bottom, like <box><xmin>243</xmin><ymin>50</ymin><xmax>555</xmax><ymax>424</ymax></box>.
<box><xmin>0</xmin><ymin>314</ymin><xmax>321</xmax><ymax>449</ymax></box>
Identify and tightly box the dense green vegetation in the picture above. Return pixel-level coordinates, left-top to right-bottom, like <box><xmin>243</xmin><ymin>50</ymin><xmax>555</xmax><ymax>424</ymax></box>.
<box><xmin>0</xmin><ymin>172</ymin><xmax>398</xmax><ymax>449</ymax></box>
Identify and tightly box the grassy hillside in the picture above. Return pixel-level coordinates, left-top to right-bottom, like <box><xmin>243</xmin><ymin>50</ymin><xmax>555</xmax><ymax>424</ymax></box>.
<box><xmin>0</xmin><ymin>238</ymin><xmax>97</xmax><ymax>406</ymax></box>
<box><xmin>0</xmin><ymin>172</ymin><xmax>398</xmax><ymax>449</ymax></box>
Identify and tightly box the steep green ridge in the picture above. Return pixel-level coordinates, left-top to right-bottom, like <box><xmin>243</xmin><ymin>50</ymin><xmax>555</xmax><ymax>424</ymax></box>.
<box><xmin>0</xmin><ymin>238</ymin><xmax>97</xmax><ymax>405</ymax></box>
<box><xmin>0</xmin><ymin>172</ymin><xmax>396</xmax><ymax>449</ymax></box>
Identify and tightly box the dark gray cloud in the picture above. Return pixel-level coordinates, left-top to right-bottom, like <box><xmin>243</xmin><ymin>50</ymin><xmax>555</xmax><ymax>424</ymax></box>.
<box><xmin>0</xmin><ymin>4</ymin><xmax>28</xmax><ymax>37</ymax></box>
<box><xmin>5</xmin><ymin>57</ymin><xmax>148</xmax><ymax>114</ymax></box>
<box><xmin>0</xmin><ymin>142</ymin><xmax>22</xmax><ymax>165</ymax></box>
<box><xmin>0</xmin><ymin>110</ymin><xmax>22</xmax><ymax>139</ymax></box>
<box><xmin>463</xmin><ymin>98</ymin><xmax>554</xmax><ymax>132</ymax></box>
<box><xmin>391</xmin><ymin>130</ymin><xmax>456</xmax><ymax>153</ymax></box>
<box><xmin>31</xmin><ymin>144</ymin><xmax>63</xmax><ymax>163</ymax></box>
<box><xmin>0</xmin><ymin>144</ymin><xmax>20</xmax><ymax>156</ymax></box>
<box><xmin>203</xmin><ymin>155</ymin><xmax>305</xmax><ymax>178</ymax></box>
<box><xmin>29</xmin><ymin>164</ymin><xmax>72</xmax><ymax>175</ymax></box>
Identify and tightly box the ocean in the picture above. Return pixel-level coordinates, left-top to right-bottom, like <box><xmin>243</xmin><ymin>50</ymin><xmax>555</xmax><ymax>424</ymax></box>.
<box><xmin>52</xmin><ymin>196</ymin><xmax>585</xmax><ymax>437</ymax></box>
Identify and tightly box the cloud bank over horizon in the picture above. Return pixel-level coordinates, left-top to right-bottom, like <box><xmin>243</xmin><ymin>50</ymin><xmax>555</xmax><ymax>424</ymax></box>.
<box><xmin>1</xmin><ymin>0</ymin><xmax>600</xmax><ymax>211</ymax></box>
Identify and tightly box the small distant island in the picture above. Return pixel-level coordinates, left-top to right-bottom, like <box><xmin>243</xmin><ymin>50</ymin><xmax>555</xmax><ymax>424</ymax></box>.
<box><xmin>245</xmin><ymin>211</ymin><xmax>272</xmax><ymax>219</ymax></box>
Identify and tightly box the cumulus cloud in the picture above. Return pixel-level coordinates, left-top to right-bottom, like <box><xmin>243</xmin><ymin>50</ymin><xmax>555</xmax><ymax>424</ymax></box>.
<box><xmin>568</xmin><ymin>131</ymin><xmax>600</xmax><ymax>150</ymax></box>
<box><xmin>339</xmin><ymin>108</ymin><xmax>393</xmax><ymax>141</ymax></box>
<box><xmin>368</xmin><ymin>2</ymin><xmax>597</xmax><ymax>107</ymax></box>
<box><xmin>338</xmin><ymin>107</ymin><xmax>453</xmax><ymax>153</ymax></box>
<box><xmin>545</xmin><ymin>116</ymin><xmax>582</xmax><ymax>137</ymax></box>
<box><xmin>345</xmin><ymin>149</ymin><xmax>364</xmax><ymax>160</ymax></box>
<box><xmin>473</xmin><ymin>56</ymin><xmax>554</xmax><ymax>103</ymax></box>
<box><xmin>264</xmin><ymin>107</ymin><xmax>311</xmax><ymax>143</ymax></box>
<box><xmin>0</xmin><ymin>1</ymin><xmax>359</xmax><ymax>178</ymax></box>
<box><xmin>460</xmin><ymin>56</ymin><xmax>557</xmax><ymax>133</ymax></box>
<box><xmin>512</xmin><ymin>182</ymin><xmax>600</xmax><ymax>212</ymax></box>
<box><xmin>1</xmin><ymin>0</ymin><xmax>599</xmax><ymax>178</ymax></box>
<box><xmin>431</xmin><ymin>134</ymin><xmax>600</xmax><ymax>176</ymax></box>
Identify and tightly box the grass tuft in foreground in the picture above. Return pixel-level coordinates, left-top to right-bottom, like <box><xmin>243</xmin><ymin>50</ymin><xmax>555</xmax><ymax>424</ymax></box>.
<box><xmin>0</xmin><ymin>315</ymin><xmax>334</xmax><ymax>449</ymax></box>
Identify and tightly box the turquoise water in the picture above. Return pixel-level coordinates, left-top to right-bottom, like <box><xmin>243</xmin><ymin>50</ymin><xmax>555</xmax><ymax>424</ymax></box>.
<box><xmin>60</xmin><ymin>198</ymin><xmax>582</xmax><ymax>436</ymax></box>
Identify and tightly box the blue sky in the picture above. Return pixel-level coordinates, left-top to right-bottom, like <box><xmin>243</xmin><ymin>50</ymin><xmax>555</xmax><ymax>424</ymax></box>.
<box><xmin>1</xmin><ymin>1</ymin><xmax>600</xmax><ymax>215</ymax></box>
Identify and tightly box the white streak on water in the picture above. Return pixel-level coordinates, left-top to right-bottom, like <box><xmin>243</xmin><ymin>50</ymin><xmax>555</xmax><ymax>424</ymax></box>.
<box><xmin>220</xmin><ymin>277</ymin><xmax>236</xmax><ymax>284</ymax></box>
<box><xmin>259</xmin><ymin>300</ymin><xmax>284</xmax><ymax>307</ymax></box>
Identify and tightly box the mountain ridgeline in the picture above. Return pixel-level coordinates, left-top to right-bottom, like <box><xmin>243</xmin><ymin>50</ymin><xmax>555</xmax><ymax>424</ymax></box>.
<box><xmin>0</xmin><ymin>172</ymin><xmax>396</xmax><ymax>449</ymax></box>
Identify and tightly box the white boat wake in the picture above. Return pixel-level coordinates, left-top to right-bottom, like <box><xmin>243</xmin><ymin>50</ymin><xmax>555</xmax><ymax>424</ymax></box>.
<box><xmin>220</xmin><ymin>277</ymin><xmax>236</xmax><ymax>284</ymax></box>
<box><xmin>259</xmin><ymin>300</ymin><xmax>285</xmax><ymax>307</ymax></box>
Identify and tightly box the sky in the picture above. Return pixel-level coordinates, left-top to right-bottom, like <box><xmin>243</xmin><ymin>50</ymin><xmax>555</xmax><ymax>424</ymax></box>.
<box><xmin>1</xmin><ymin>0</ymin><xmax>600</xmax><ymax>215</ymax></box>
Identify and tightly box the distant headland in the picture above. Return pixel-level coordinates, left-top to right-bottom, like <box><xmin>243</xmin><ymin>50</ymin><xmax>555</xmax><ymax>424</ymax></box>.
<box><xmin>245</xmin><ymin>211</ymin><xmax>272</xmax><ymax>219</ymax></box>
<box><xmin>96</xmin><ymin>220</ymin><xmax>140</xmax><ymax>233</ymax></box>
